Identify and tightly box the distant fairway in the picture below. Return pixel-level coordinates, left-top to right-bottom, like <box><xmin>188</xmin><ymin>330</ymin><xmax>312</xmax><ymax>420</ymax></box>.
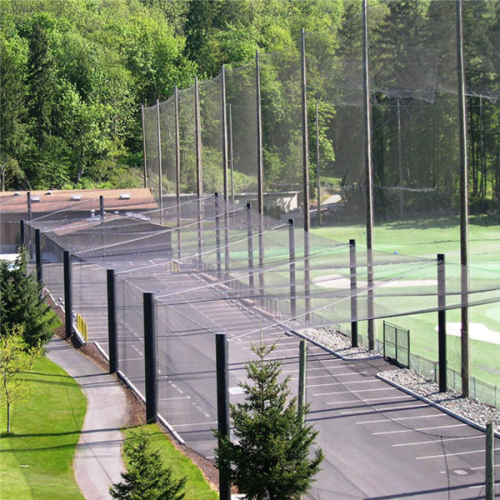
<box><xmin>311</xmin><ymin>214</ymin><xmax>500</xmax><ymax>391</ymax></box>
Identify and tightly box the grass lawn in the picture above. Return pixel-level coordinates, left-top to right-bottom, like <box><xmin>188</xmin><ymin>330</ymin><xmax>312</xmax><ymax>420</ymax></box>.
<box><xmin>123</xmin><ymin>425</ymin><xmax>218</xmax><ymax>500</ymax></box>
<box><xmin>0</xmin><ymin>354</ymin><xmax>86</xmax><ymax>500</ymax></box>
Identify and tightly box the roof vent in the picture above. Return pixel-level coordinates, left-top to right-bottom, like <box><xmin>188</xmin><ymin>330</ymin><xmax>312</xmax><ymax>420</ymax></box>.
<box><xmin>46</xmin><ymin>190</ymin><xmax>52</xmax><ymax>195</ymax></box>
<box><xmin>31</xmin><ymin>196</ymin><xmax>41</xmax><ymax>202</ymax></box>
<box><xmin>119</xmin><ymin>193</ymin><xmax>131</xmax><ymax>200</ymax></box>
<box><xmin>13</xmin><ymin>192</ymin><xmax>19</xmax><ymax>196</ymax></box>
<box><xmin>71</xmin><ymin>195</ymin><xmax>82</xmax><ymax>201</ymax></box>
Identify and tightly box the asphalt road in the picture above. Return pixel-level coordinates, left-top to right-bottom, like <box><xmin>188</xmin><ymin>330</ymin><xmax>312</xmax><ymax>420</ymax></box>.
<box><xmin>42</xmin><ymin>260</ymin><xmax>500</xmax><ymax>499</ymax></box>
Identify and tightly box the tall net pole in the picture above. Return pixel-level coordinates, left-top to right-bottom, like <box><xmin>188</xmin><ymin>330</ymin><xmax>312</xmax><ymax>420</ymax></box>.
<box><xmin>363</xmin><ymin>0</ymin><xmax>375</xmax><ymax>350</ymax></box>
<box><xmin>221</xmin><ymin>65</ymin><xmax>229</xmax><ymax>202</ymax></box>
<box><xmin>301</xmin><ymin>28</ymin><xmax>311</xmax><ymax>320</ymax></box>
<box><xmin>256</xmin><ymin>51</ymin><xmax>265</xmax><ymax>299</ymax></box>
<box><xmin>175</xmin><ymin>86</ymin><xmax>181</xmax><ymax>205</ymax></box>
<box><xmin>316</xmin><ymin>102</ymin><xmax>321</xmax><ymax>226</ymax></box>
<box><xmin>141</xmin><ymin>103</ymin><xmax>147</xmax><ymax>188</ymax></box>
<box><xmin>156</xmin><ymin>99</ymin><xmax>163</xmax><ymax>220</ymax></box>
<box><xmin>195</xmin><ymin>77</ymin><xmax>203</xmax><ymax>265</ymax></box>
<box><xmin>456</xmin><ymin>0</ymin><xmax>470</xmax><ymax>398</ymax></box>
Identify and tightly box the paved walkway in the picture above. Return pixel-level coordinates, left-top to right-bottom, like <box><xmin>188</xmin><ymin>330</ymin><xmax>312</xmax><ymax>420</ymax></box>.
<box><xmin>46</xmin><ymin>337</ymin><xmax>128</xmax><ymax>500</ymax></box>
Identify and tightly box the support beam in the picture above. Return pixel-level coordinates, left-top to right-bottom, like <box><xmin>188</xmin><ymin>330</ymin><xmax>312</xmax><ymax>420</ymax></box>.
<box><xmin>143</xmin><ymin>292</ymin><xmax>157</xmax><ymax>423</ymax></box>
<box><xmin>63</xmin><ymin>250</ymin><xmax>72</xmax><ymax>339</ymax></box>
<box><xmin>350</xmin><ymin>239</ymin><xmax>358</xmax><ymax>348</ymax></box>
<box><xmin>107</xmin><ymin>269</ymin><xmax>118</xmax><ymax>374</ymax></box>
<box><xmin>456</xmin><ymin>0</ymin><xmax>470</xmax><ymax>398</ymax></box>
<box><xmin>438</xmin><ymin>254</ymin><xmax>447</xmax><ymax>393</ymax></box>
<box><xmin>215</xmin><ymin>333</ymin><xmax>231</xmax><ymax>500</ymax></box>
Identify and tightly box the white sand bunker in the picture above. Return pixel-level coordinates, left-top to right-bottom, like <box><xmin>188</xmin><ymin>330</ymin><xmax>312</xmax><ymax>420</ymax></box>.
<box><xmin>313</xmin><ymin>274</ymin><xmax>437</xmax><ymax>290</ymax></box>
<box><xmin>434</xmin><ymin>323</ymin><xmax>500</xmax><ymax>345</ymax></box>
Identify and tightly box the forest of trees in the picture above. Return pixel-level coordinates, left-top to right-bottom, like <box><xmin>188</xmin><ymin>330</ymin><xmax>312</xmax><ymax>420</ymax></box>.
<box><xmin>1</xmin><ymin>0</ymin><xmax>499</xmax><ymax>213</ymax></box>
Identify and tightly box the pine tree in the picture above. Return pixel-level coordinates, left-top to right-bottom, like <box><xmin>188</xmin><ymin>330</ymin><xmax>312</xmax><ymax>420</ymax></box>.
<box><xmin>0</xmin><ymin>248</ymin><xmax>60</xmax><ymax>347</ymax></box>
<box><xmin>216</xmin><ymin>343</ymin><xmax>324</xmax><ymax>500</ymax></box>
<box><xmin>110</xmin><ymin>427</ymin><xmax>187</xmax><ymax>500</ymax></box>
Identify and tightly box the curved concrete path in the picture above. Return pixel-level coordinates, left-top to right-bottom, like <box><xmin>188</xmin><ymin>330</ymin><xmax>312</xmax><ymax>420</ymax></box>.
<box><xmin>46</xmin><ymin>337</ymin><xmax>127</xmax><ymax>500</ymax></box>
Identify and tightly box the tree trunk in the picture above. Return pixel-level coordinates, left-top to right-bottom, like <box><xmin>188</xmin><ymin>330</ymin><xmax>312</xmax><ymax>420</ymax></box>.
<box><xmin>7</xmin><ymin>401</ymin><xmax>11</xmax><ymax>433</ymax></box>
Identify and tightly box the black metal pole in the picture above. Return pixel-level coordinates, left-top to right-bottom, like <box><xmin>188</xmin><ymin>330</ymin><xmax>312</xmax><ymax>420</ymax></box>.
<box><xmin>156</xmin><ymin>99</ymin><xmax>164</xmax><ymax>222</ymax></box>
<box><xmin>27</xmin><ymin>191</ymin><xmax>32</xmax><ymax>220</ymax></box>
<box><xmin>215</xmin><ymin>333</ymin><xmax>231</xmax><ymax>500</ymax></box>
<box><xmin>350</xmin><ymin>239</ymin><xmax>358</xmax><ymax>348</ymax></box>
<box><xmin>63</xmin><ymin>250</ymin><xmax>72</xmax><ymax>339</ymax></box>
<box><xmin>316</xmin><ymin>102</ymin><xmax>321</xmax><ymax>225</ymax></box>
<box><xmin>289</xmin><ymin>219</ymin><xmax>296</xmax><ymax>318</ymax></box>
<box><xmin>99</xmin><ymin>195</ymin><xmax>104</xmax><ymax>220</ymax></box>
<box><xmin>438</xmin><ymin>254</ymin><xmax>447</xmax><ymax>393</ymax></box>
<box><xmin>35</xmin><ymin>228</ymin><xmax>43</xmax><ymax>286</ymax></box>
<box><xmin>20</xmin><ymin>219</ymin><xmax>25</xmax><ymax>247</ymax></box>
<box><xmin>300</xmin><ymin>28</ymin><xmax>310</xmax><ymax>232</ymax></box>
<box><xmin>215</xmin><ymin>193</ymin><xmax>222</xmax><ymax>281</ymax></box>
<box><xmin>221</xmin><ymin>65</ymin><xmax>229</xmax><ymax>202</ymax></box>
<box><xmin>143</xmin><ymin>292</ymin><xmax>157</xmax><ymax>423</ymax></box>
<box><xmin>456</xmin><ymin>0</ymin><xmax>470</xmax><ymax>398</ymax></box>
<box><xmin>195</xmin><ymin>76</ymin><xmax>203</xmax><ymax>199</ymax></box>
<box><xmin>247</xmin><ymin>203</ymin><xmax>255</xmax><ymax>295</ymax></box>
<box><xmin>107</xmin><ymin>269</ymin><xmax>118</xmax><ymax>374</ymax></box>
<box><xmin>363</xmin><ymin>0</ymin><xmax>376</xmax><ymax>350</ymax></box>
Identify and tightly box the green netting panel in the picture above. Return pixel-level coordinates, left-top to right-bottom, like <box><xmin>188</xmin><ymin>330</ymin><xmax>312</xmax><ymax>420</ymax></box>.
<box><xmin>225</xmin><ymin>63</ymin><xmax>258</xmax><ymax>198</ymax></box>
<box><xmin>159</xmin><ymin>97</ymin><xmax>177</xmax><ymax>195</ymax></box>
<box><xmin>200</xmin><ymin>75</ymin><xmax>224</xmax><ymax>195</ymax></box>
<box><xmin>144</xmin><ymin>104</ymin><xmax>160</xmax><ymax>202</ymax></box>
<box><xmin>178</xmin><ymin>87</ymin><xmax>197</xmax><ymax>195</ymax></box>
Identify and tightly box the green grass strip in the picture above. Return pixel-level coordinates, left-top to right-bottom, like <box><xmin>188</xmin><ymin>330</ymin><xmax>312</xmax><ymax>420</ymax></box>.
<box><xmin>0</xmin><ymin>355</ymin><xmax>86</xmax><ymax>500</ymax></box>
<box><xmin>123</xmin><ymin>425</ymin><xmax>218</xmax><ymax>500</ymax></box>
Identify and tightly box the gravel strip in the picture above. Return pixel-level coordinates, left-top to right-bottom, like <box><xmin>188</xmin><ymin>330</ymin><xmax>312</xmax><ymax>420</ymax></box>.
<box><xmin>299</xmin><ymin>326</ymin><xmax>380</xmax><ymax>359</ymax></box>
<box><xmin>382</xmin><ymin>368</ymin><xmax>500</xmax><ymax>433</ymax></box>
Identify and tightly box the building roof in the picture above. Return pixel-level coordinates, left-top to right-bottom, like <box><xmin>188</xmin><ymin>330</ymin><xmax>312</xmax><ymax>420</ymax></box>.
<box><xmin>0</xmin><ymin>188</ymin><xmax>157</xmax><ymax>214</ymax></box>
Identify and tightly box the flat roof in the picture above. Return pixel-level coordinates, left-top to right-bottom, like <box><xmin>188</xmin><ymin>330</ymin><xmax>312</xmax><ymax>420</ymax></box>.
<box><xmin>0</xmin><ymin>188</ymin><xmax>157</xmax><ymax>214</ymax></box>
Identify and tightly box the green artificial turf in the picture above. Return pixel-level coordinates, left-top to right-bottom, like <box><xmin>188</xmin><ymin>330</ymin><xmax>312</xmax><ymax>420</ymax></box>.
<box><xmin>123</xmin><ymin>425</ymin><xmax>218</xmax><ymax>500</ymax></box>
<box><xmin>0</xmin><ymin>355</ymin><xmax>86</xmax><ymax>500</ymax></box>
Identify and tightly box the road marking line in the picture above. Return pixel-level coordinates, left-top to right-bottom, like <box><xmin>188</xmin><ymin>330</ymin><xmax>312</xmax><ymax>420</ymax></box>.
<box><xmin>309</xmin><ymin>380</ymin><xmax>380</xmax><ymax>388</ymax></box>
<box><xmin>173</xmin><ymin>421</ymin><xmax>218</xmax><ymax>428</ymax></box>
<box><xmin>314</xmin><ymin>388</ymin><xmax>395</xmax><ymax>396</ymax></box>
<box><xmin>327</xmin><ymin>396</ymin><xmax>410</xmax><ymax>404</ymax></box>
<box><xmin>292</xmin><ymin>372</ymin><xmax>367</xmax><ymax>381</ymax></box>
<box><xmin>160</xmin><ymin>396</ymin><xmax>191</xmax><ymax>401</ymax></box>
<box><xmin>358</xmin><ymin>414</ymin><xmax>446</xmax><ymax>424</ymax></box>
<box><xmin>417</xmin><ymin>448</ymin><xmax>500</xmax><ymax>460</ymax></box>
<box><xmin>345</xmin><ymin>404</ymin><xmax>429</xmax><ymax>416</ymax></box>
<box><xmin>393</xmin><ymin>435</ymin><xmax>483</xmax><ymax>447</ymax></box>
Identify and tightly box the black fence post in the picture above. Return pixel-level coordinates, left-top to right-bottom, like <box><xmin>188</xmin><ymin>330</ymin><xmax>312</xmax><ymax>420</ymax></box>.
<box><xmin>20</xmin><ymin>219</ymin><xmax>25</xmax><ymax>247</ymax></box>
<box><xmin>247</xmin><ymin>203</ymin><xmax>255</xmax><ymax>295</ymax></box>
<box><xmin>438</xmin><ymin>254</ymin><xmax>447</xmax><ymax>393</ymax></box>
<box><xmin>27</xmin><ymin>192</ymin><xmax>32</xmax><ymax>220</ymax></box>
<box><xmin>289</xmin><ymin>218</ymin><xmax>296</xmax><ymax>318</ymax></box>
<box><xmin>107</xmin><ymin>269</ymin><xmax>118</xmax><ymax>374</ymax></box>
<box><xmin>143</xmin><ymin>292</ymin><xmax>157</xmax><ymax>423</ymax></box>
<box><xmin>216</xmin><ymin>333</ymin><xmax>231</xmax><ymax>500</ymax></box>
<box><xmin>35</xmin><ymin>228</ymin><xmax>43</xmax><ymax>286</ymax></box>
<box><xmin>99</xmin><ymin>195</ymin><xmax>105</xmax><ymax>220</ymax></box>
<box><xmin>349</xmin><ymin>239</ymin><xmax>358</xmax><ymax>348</ymax></box>
<box><xmin>63</xmin><ymin>250</ymin><xmax>72</xmax><ymax>339</ymax></box>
